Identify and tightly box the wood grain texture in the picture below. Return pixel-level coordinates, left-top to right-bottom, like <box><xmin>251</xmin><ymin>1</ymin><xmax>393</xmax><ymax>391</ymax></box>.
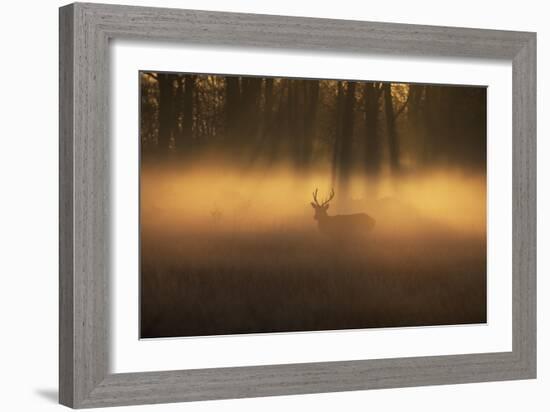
<box><xmin>59</xmin><ymin>2</ymin><xmax>536</xmax><ymax>408</ymax></box>
<box><xmin>59</xmin><ymin>4</ymin><xmax>74</xmax><ymax>406</ymax></box>
<box><xmin>512</xmin><ymin>34</ymin><xmax>537</xmax><ymax>374</ymax></box>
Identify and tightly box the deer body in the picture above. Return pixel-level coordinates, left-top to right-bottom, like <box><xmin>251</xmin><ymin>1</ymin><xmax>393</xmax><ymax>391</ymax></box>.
<box><xmin>311</xmin><ymin>189</ymin><xmax>375</xmax><ymax>239</ymax></box>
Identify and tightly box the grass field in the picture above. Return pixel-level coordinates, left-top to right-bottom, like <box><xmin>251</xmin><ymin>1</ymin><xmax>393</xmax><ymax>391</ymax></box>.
<box><xmin>140</xmin><ymin>225</ymin><xmax>486</xmax><ymax>338</ymax></box>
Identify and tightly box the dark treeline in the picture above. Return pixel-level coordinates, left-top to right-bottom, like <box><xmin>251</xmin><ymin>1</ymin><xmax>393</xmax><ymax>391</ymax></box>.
<box><xmin>140</xmin><ymin>72</ymin><xmax>486</xmax><ymax>186</ymax></box>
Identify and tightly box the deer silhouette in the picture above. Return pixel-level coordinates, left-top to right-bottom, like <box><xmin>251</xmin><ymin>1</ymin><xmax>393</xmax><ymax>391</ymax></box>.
<box><xmin>310</xmin><ymin>188</ymin><xmax>375</xmax><ymax>238</ymax></box>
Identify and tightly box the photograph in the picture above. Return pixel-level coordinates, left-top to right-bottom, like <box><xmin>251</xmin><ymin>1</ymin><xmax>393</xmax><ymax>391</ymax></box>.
<box><xmin>139</xmin><ymin>72</ymin><xmax>487</xmax><ymax>339</ymax></box>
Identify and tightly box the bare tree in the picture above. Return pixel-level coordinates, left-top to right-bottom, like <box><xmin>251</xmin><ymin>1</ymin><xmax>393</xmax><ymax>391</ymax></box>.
<box><xmin>383</xmin><ymin>83</ymin><xmax>400</xmax><ymax>173</ymax></box>
<box><xmin>364</xmin><ymin>82</ymin><xmax>382</xmax><ymax>176</ymax></box>
<box><xmin>335</xmin><ymin>81</ymin><xmax>357</xmax><ymax>197</ymax></box>
<box><xmin>157</xmin><ymin>73</ymin><xmax>175</xmax><ymax>152</ymax></box>
<box><xmin>180</xmin><ymin>75</ymin><xmax>195</xmax><ymax>149</ymax></box>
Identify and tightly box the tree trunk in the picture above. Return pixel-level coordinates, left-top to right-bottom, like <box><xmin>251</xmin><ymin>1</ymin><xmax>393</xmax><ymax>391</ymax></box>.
<box><xmin>302</xmin><ymin>80</ymin><xmax>320</xmax><ymax>168</ymax></box>
<box><xmin>180</xmin><ymin>75</ymin><xmax>195</xmax><ymax>150</ymax></box>
<box><xmin>264</xmin><ymin>78</ymin><xmax>274</xmax><ymax>137</ymax></box>
<box><xmin>383</xmin><ymin>83</ymin><xmax>400</xmax><ymax>173</ymax></box>
<box><xmin>287</xmin><ymin>80</ymin><xmax>297</xmax><ymax>160</ymax></box>
<box><xmin>364</xmin><ymin>82</ymin><xmax>381</xmax><ymax>176</ymax></box>
<box><xmin>336</xmin><ymin>81</ymin><xmax>356</xmax><ymax>196</ymax></box>
<box><xmin>225</xmin><ymin>76</ymin><xmax>241</xmax><ymax>143</ymax></box>
<box><xmin>240</xmin><ymin>77</ymin><xmax>262</xmax><ymax>146</ymax></box>
<box><xmin>268</xmin><ymin>81</ymin><xmax>288</xmax><ymax>163</ymax></box>
<box><xmin>157</xmin><ymin>73</ymin><xmax>175</xmax><ymax>152</ymax></box>
<box><xmin>331</xmin><ymin>82</ymin><xmax>344</xmax><ymax>187</ymax></box>
<box><xmin>292</xmin><ymin>80</ymin><xmax>307</xmax><ymax>168</ymax></box>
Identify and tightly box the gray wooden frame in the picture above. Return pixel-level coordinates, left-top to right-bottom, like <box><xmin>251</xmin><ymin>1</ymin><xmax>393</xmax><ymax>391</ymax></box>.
<box><xmin>59</xmin><ymin>2</ymin><xmax>536</xmax><ymax>408</ymax></box>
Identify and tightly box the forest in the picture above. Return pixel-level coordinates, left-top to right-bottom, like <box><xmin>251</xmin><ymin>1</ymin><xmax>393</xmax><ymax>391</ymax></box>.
<box><xmin>140</xmin><ymin>72</ymin><xmax>486</xmax><ymax>197</ymax></box>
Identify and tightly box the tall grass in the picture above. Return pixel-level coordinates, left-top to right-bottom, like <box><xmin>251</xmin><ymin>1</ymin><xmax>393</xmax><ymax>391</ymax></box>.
<box><xmin>140</xmin><ymin>227</ymin><xmax>486</xmax><ymax>338</ymax></box>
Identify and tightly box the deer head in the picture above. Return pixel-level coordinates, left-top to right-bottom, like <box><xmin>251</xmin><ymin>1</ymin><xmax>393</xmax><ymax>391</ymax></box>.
<box><xmin>311</xmin><ymin>188</ymin><xmax>335</xmax><ymax>221</ymax></box>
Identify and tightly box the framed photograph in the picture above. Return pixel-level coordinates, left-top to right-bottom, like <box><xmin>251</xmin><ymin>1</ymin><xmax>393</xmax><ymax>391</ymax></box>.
<box><xmin>59</xmin><ymin>2</ymin><xmax>536</xmax><ymax>408</ymax></box>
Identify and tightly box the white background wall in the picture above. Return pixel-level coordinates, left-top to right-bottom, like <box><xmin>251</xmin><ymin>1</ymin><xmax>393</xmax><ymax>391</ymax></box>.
<box><xmin>0</xmin><ymin>0</ymin><xmax>546</xmax><ymax>411</ymax></box>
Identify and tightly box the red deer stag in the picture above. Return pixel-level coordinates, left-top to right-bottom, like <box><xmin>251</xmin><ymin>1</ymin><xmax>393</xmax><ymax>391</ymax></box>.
<box><xmin>310</xmin><ymin>188</ymin><xmax>375</xmax><ymax>238</ymax></box>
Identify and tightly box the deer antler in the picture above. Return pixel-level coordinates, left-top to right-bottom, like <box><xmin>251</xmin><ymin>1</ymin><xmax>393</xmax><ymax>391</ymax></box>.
<box><xmin>312</xmin><ymin>188</ymin><xmax>320</xmax><ymax>206</ymax></box>
<box><xmin>312</xmin><ymin>188</ymin><xmax>335</xmax><ymax>207</ymax></box>
<box><xmin>322</xmin><ymin>188</ymin><xmax>335</xmax><ymax>206</ymax></box>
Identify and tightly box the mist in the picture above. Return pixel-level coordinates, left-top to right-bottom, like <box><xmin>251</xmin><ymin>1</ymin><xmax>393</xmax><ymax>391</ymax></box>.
<box><xmin>140</xmin><ymin>162</ymin><xmax>486</xmax><ymax>338</ymax></box>
<box><xmin>141</xmin><ymin>162</ymin><xmax>485</xmax><ymax>237</ymax></box>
